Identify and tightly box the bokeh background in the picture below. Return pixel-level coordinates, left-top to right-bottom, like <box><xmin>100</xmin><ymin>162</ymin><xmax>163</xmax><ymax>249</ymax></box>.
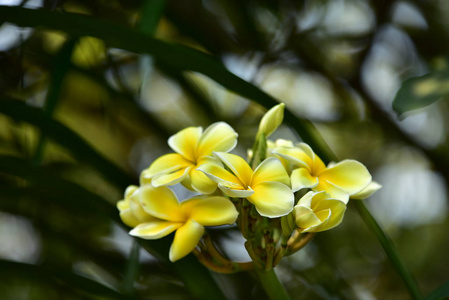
<box><xmin>1</xmin><ymin>0</ymin><xmax>449</xmax><ymax>299</ymax></box>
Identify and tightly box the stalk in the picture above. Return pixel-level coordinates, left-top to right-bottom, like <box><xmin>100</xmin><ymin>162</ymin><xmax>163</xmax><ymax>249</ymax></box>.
<box><xmin>254</xmin><ymin>268</ymin><xmax>291</xmax><ymax>300</ymax></box>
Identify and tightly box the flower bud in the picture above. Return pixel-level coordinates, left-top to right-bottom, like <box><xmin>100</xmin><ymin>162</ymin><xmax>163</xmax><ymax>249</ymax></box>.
<box><xmin>258</xmin><ymin>103</ymin><xmax>285</xmax><ymax>138</ymax></box>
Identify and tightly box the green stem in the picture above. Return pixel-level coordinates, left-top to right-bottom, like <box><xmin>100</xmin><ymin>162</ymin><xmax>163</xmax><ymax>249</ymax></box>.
<box><xmin>353</xmin><ymin>201</ymin><xmax>423</xmax><ymax>300</ymax></box>
<box><xmin>254</xmin><ymin>268</ymin><xmax>291</xmax><ymax>300</ymax></box>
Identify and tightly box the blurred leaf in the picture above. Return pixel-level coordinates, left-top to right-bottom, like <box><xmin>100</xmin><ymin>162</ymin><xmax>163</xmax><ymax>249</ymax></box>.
<box><xmin>0</xmin><ymin>259</ymin><xmax>138</xmax><ymax>300</ymax></box>
<box><xmin>393</xmin><ymin>70</ymin><xmax>449</xmax><ymax>117</ymax></box>
<box><xmin>34</xmin><ymin>38</ymin><xmax>77</xmax><ymax>163</ymax></box>
<box><xmin>424</xmin><ymin>280</ymin><xmax>449</xmax><ymax>300</ymax></box>
<box><xmin>0</xmin><ymin>98</ymin><xmax>135</xmax><ymax>189</ymax></box>
<box><xmin>0</xmin><ymin>5</ymin><xmax>335</xmax><ymax>162</ymax></box>
<box><xmin>0</xmin><ymin>155</ymin><xmax>228</xmax><ymax>300</ymax></box>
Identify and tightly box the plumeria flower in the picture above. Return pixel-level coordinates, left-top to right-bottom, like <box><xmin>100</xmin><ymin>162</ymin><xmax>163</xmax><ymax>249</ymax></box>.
<box><xmin>350</xmin><ymin>181</ymin><xmax>382</xmax><ymax>200</ymax></box>
<box><xmin>129</xmin><ymin>185</ymin><xmax>238</xmax><ymax>262</ymax></box>
<box><xmin>274</xmin><ymin>143</ymin><xmax>372</xmax><ymax>203</ymax></box>
<box><xmin>199</xmin><ymin>152</ymin><xmax>294</xmax><ymax>218</ymax></box>
<box><xmin>294</xmin><ymin>191</ymin><xmax>346</xmax><ymax>233</ymax></box>
<box><xmin>142</xmin><ymin>122</ymin><xmax>238</xmax><ymax>194</ymax></box>
<box><xmin>117</xmin><ymin>185</ymin><xmax>156</xmax><ymax>228</ymax></box>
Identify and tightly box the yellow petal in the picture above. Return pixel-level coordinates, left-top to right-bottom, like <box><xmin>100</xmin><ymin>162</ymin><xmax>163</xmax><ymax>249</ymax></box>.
<box><xmin>129</xmin><ymin>189</ymin><xmax>156</xmax><ymax>223</ymax></box>
<box><xmin>218</xmin><ymin>183</ymin><xmax>254</xmax><ymax>198</ymax></box>
<box><xmin>351</xmin><ymin>181</ymin><xmax>382</xmax><ymax>200</ymax></box>
<box><xmin>312</xmin><ymin>199</ymin><xmax>346</xmax><ymax>231</ymax></box>
<box><xmin>190</xmin><ymin>156</ymin><xmax>222</xmax><ymax>194</ymax></box>
<box><xmin>151</xmin><ymin>166</ymin><xmax>191</xmax><ymax>187</ymax></box>
<box><xmin>189</xmin><ymin>169</ymin><xmax>218</xmax><ymax>194</ymax></box>
<box><xmin>315</xmin><ymin>180</ymin><xmax>350</xmax><ymax>203</ymax></box>
<box><xmin>196</xmin><ymin>122</ymin><xmax>238</xmax><ymax>158</ymax></box>
<box><xmin>138</xmin><ymin>185</ymin><xmax>185</xmax><ymax>222</ymax></box>
<box><xmin>168</xmin><ymin>126</ymin><xmax>202</xmax><ymax>162</ymax></box>
<box><xmin>319</xmin><ymin>160</ymin><xmax>372</xmax><ymax>195</ymax></box>
<box><xmin>290</xmin><ymin>168</ymin><xmax>318</xmax><ymax>192</ymax></box>
<box><xmin>295</xmin><ymin>191</ymin><xmax>347</xmax><ymax>232</ymax></box>
<box><xmin>181</xmin><ymin>196</ymin><xmax>238</xmax><ymax>226</ymax></box>
<box><xmin>119</xmin><ymin>208</ymin><xmax>141</xmax><ymax>228</ymax></box>
<box><xmin>130</xmin><ymin>220</ymin><xmax>182</xmax><ymax>239</ymax></box>
<box><xmin>213</xmin><ymin>152</ymin><xmax>253</xmax><ymax>186</ymax></box>
<box><xmin>274</xmin><ymin>148</ymin><xmax>312</xmax><ymax>171</ymax></box>
<box><xmin>124</xmin><ymin>185</ymin><xmax>139</xmax><ymax>201</ymax></box>
<box><xmin>144</xmin><ymin>153</ymin><xmax>192</xmax><ymax>178</ymax></box>
<box><xmin>248</xmin><ymin>181</ymin><xmax>294</xmax><ymax>218</ymax></box>
<box><xmin>169</xmin><ymin>219</ymin><xmax>204</xmax><ymax>262</ymax></box>
<box><xmin>251</xmin><ymin>157</ymin><xmax>290</xmax><ymax>186</ymax></box>
<box><xmin>294</xmin><ymin>205</ymin><xmax>322</xmax><ymax>229</ymax></box>
<box><xmin>197</xmin><ymin>163</ymin><xmax>243</xmax><ymax>188</ymax></box>
<box><xmin>258</xmin><ymin>103</ymin><xmax>285</xmax><ymax>138</ymax></box>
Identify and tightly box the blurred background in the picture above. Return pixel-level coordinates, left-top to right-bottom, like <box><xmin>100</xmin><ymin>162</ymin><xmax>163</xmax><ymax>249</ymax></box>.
<box><xmin>1</xmin><ymin>0</ymin><xmax>449</xmax><ymax>299</ymax></box>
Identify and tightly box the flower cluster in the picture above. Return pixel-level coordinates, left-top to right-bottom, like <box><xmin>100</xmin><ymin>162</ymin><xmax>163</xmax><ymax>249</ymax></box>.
<box><xmin>118</xmin><ymin>103</ymin><xmax>380</xmax><ymax>270</ymax></box>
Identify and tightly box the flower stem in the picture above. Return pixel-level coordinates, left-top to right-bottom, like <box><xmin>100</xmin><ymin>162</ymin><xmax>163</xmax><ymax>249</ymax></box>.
<box><xmin>254</xmin><ymin>268</ymin><xmax>291</xmax><ymax>300</ymax></box>
<box><xmin>353</xmin><ymin>200</ymin><xmax>423</xmax><ymax>300</ymax></box>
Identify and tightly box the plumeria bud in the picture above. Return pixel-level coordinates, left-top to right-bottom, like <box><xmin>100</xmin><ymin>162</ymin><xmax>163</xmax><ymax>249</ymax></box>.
<box><xmin>294</xmin><ymin>191</ymin><xmax>347</xmax><ymax>233</ymax></box>
<box><xmin>258</xmin><ymin>103</ymin><xmax>285</xmax><ymax>138</ymax></box>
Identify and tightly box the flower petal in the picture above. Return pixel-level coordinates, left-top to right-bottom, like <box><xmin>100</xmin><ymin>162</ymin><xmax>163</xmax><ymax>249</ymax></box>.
<box><xmin>168</xmin><ymin>126</ymin><xmax>202</xmax><ymax>162</ymax></box>
<box><xmin>248</xmin><ymin>181</ymin><xmax>294</xmax><ymax>218</ymax></box>
<box><xmin>129</xmin><ymin>189</ymin><xmax>156</xmax><ymax>223</ymax></box>
<box><xmin>213</xmin><ymin>152</ymin><xmax>253</xmax><ymax>186</ymax></box>
<box><xmin>130</xmin><ymin>220</ymin><xmax>182</xmax><ymax>239</ymax></box>
<box><xmin>351</xmin><ymin>181</ymin><xmax>382</xmax><ymax>200</ymax></box>
<box><xmin>138</xmin><ymin>185</ymin><xmax>185</xmax><ymax>222</ymax></box>
<box><xmin>258</xmin><ymin>103</ymin><xmax>285</xmax><ymax>138</ymax></box>
<box><xmin>312</xmin><ymin>199</ymin><xmax>346</xmax><ymax>231</ymax></box>
<box><xmin>196</xmin><ymin>122</ymin><xmax>238</xmax><ymax>158</ymax></box>
<box><xmin>274</xmin><ymin>148</ymin><xmax>312</xmax><ymax>171</ymax></box>
<box><xmin>251</xmin><ymin>157</ymin><xmax>290</xmax><ymax>186</ymax></box>
<box><xmin>319</xmin><ymin>160</ymin><xmax>372</xmax><ymax>195</ymax></box>
<box><xmin>218</xmin><ymin>183</ymin><xmax>254</xmax><ymax>198</ymax></box>
<box><xmin>189</xmin><ymin>156</ymin><xmax>222</xmax><ymax>194</ymax></box>
<box><xmin>151</xmin><ymin>166</ymin><xmax>191</xmax><ymax>187</ymax></box>
<box><xmin>169</xmin><ymin>219</ymin><xmax>204</xmax><ymax>262</ymax></box>
<box><xmin>197</xmin><ymin>163</ymin><xmax>243</xmax><ymax>188</ymax></box>
<box><xmin>291</xmin><ymin>168</ymin><xmax>319</xmax><ymax>192</ymax></box>
<box><xmin>119</xmin><ymin>208</ymin><xmax>141</xmax><ymax>228</ymax></box>
<box><xmin>189</xmin><ymin>169</ymin><xmax>218</xmax><ymax>194</ymax></box>
<box><xmin>294</xmin><ymin>205</ymin><xmax>322</xmax><ymax>230</ymax></box>
<box><xmin>144</xmin><ymin>153</ymin><xmax>192</xmax><ymax>178</ymax></box>
<box><xmin>181</xmin><ymin>196</ymin><xmax>238</xmax><ymax>226</ymax></box>
<box><xmin>315</xmin><ymin>180</ymin><xmax>350</xmax><ymax>203</ymax></box>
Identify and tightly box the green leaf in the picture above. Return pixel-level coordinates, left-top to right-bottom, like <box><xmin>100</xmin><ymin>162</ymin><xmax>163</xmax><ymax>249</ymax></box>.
<box><xmin>0</xmin><ymin>259</ymin><xmax>139</xmax><ymax>300</ymax></box>
<box><xmin>424</xmin><ymin>280</ymin><xmax>449</xmax><ymax>300</ymax></box>
<box><xmin>393</xmin><ymin>70</ymin><xmax>449</xmax><ymax>117</ymax></box>
<box><xmin>0</xmin><ymin>98</ymin><xmax>135</xmax><ymax>190</ymax></box>
<box><xmin>0</xmin><ymin>155</ymin><xmax>227</xmax><ymax>300</ymax></box>
<box><xmin>353</xmin><ymin>201</ymin><xmax>423</xmax><ymax>300</ymax></box>
<box><xmin>33</xmin><ymin>38</ymin><xmax>77</xmax><ymax>163</ymax></box>
<box><xmin>0</xmin><ymin>5</ymin><xmax>335</xmax><ymax>162</ymax></box>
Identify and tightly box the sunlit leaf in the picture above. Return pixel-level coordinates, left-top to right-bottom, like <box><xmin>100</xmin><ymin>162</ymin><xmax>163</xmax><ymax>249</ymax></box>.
<box><xmin>393</xmin><ymin>70</ymin><xmax>449</xmax><ymax>117</ymax></box>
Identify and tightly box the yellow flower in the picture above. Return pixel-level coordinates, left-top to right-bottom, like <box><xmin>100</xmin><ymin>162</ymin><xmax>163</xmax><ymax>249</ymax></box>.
<box><xmin>275</xmin><ymin>143</ymin><xmax>372</xmax><ymax>203</ymax></box>
<box><xmin>294</xmin><ymin>191</ymin><xmax>346</xmax><ymax>233</ymax></box>
<box><xmin>257</xmin><ymin>103</ymin><xmax>285</xmax><ymax>138</ymax></box>
<box><xmin>117</xmin><ymin>185</ymin><xmax>157</xmax><ymax>227</ymax></box>
<box><xmin>350</xmin><ymin>181</ymin><xmax>382</xmax><ymax>200</ymax></box>
<box><xmin>199</xmin><ymin>152</ymin><xmax>294</xmax><ymax>218</ymax></box>
<box><xmin>129</xmin><ymin>185</ymin><xmax>238</xmax><ymax>262</ymax></box>
<box><xmin>142</xmin><ymin>122</ymin><xmax>238</xmax><ymax>194</ymax></box>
